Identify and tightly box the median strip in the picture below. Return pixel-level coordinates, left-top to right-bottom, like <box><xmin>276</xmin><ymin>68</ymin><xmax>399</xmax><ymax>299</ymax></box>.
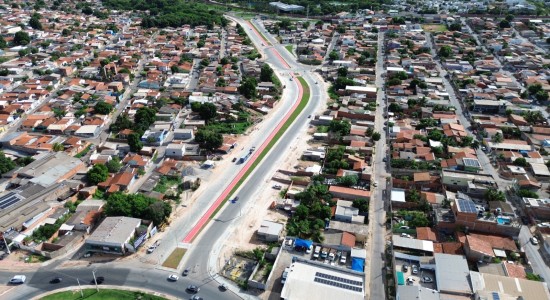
<box><xmin>248</xmin><ymin>21</ymin><xmax>271</xmax><ymax>46</ymax></box>
<box><xmin>183</xmin><ymin>77</ymin><xmax>310</xmax><ymax>243</ymax></box>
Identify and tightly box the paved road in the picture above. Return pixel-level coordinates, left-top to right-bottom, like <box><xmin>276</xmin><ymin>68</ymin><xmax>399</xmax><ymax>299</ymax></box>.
<box><xmin>365</xmin><ymin>31</ymin><xmax>388</xmax><ymax>300</ymax></box>
<box><xmin>0</xmin><ymin>265</ymin><xmax>239</xmax><ymax>300</ymax></box>
<box><xmin>519</xmin><ymin>226</ymin><xmax>550</xmax><ymax>284</ymax></box>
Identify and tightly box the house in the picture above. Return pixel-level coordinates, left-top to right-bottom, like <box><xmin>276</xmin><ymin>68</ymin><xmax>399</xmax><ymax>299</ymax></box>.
<box><xmin>165</xmin><ymin>143</ymin><xmax>186</xmax><ymax>159</ymax></box>
<box><xmin>98</xmin><ymin>171</ymin><xmax>136</xmax><ymax>192</ymax></box>
<box><xmin>85</xmin><ymin>216</ymin><xmax>145</xmax><ymax>255</ymax></box>
<box><xmin>463</xmin><ymin>233</ymin><xmax>518</xmax><ymax>262</ymax></box>
<box><xmin>329</xmin><ymin>186</ymin><xmax>370</xmax><ymax>201</ymax></box>
<box><xmin>334</xmin><ymin>200</ymin><xmax>364</xmax><ymax>224</ymax></box>
<box><xmin>74</xmin><ymin>125</ymin><xmax>101</xmax><ymax>138</ymax></box>
<box><xmin>256</xmin><ymin>220</ymin><xmax>284</xmax><ymax>242</ymax></box>
<box><xmin>173</xmin><ymin>128</ymin><xmax>194</xmax><ymax>140</ymax></box>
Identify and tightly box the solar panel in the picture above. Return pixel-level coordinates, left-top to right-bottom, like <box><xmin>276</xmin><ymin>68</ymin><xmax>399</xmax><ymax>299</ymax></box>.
<box><xmin>314</xmin><ymin>277</ymin><xmax>363</xmax><ymax>292</ymax></box>
<box><xmin>0</xmin><ymin>193</ymin><xmax>21</xmax><ymax>210</ymax></box>
<box><xmin>457</xmin><ymin>199</ymin><xmax>477</xmax><ymax>213</ymax></box>
<box><xmin>315</xmin><ymin>272</ymin><xmax>363</xmax><ymax>289</ymax></box>
<box><xmin>492</xmin><ymin>292</ymin><xmax>500</xmax><ymax>300</ymax></box>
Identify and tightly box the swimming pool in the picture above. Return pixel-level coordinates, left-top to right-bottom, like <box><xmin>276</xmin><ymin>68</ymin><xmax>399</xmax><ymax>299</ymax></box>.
<box><xmin>497</xmin><ymin>216</ymin><xmax>511</xmax><ymax>225</ymax></box>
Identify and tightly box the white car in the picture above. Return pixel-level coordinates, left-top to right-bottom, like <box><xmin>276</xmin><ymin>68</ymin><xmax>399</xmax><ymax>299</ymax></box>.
<box><xmin>9</xmin><ymin>275</ymin><xmax>26</xmax><ymax>284</ymax></box>
<box><xmin>531</xmin><ymin>237</ymin><xmax>539</xmax><ymax>245</ymax></box>
<box><xmin>306</xmin><ymin>245</ymin><xmax>313</xmax><ymax>254</ymax></box>
<box><xmin>168</xmin><ymin>274</ymin><xmax>179</xmax><ymax>281</ymax></box>
<box><xmin>422</xmin><ymin>276</ymin><xmax>433</xmax><ymax>283</ymax></box>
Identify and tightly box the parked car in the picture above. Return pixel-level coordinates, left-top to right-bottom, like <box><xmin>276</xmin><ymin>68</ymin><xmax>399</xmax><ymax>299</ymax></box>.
<box><xmin>187</xmin><ymin>285</ymin><xmax>200</xmax><ymax>293</ymax></box>
<box><xmin>219</xmin><ymin>283</ymin><xmax>227</xmax><ymax>291</ymax></box>
<box><xmin>281</xmin><ymin>267</ymin><xmax>290</xmax><ymax>285</ymax></box>
<box><xmin>531</xmin><ymin>237</ymin><xmax>539</xmax><ymax>245</ymax></box>
<box><xmin>412</xmin><ymin>265</ymin><xmax>418</xmax><ymax>274</ymax></box>
<box><xmin>422</xmin><ymin>276</ymin><xmax>433</xmax><ymax>283</ymax></box>
<box><xmin>232</xmin><ymin>157</ymin><xmax>237</xmax><ymax>163</ymax></box>
<box><xmin>402</xmin><ymin>264</ymin><xmax>409</xmax><ymax>272</ymax></box>
<box><xmin>190</xmin><ymin>296</ymin><xmax>203</xmax><ymax>300</ymax></box>
<box><xmin>306</xmin><ymin>245</ymin><xmax>313</xmax><ymax>254</ymax></box>
<box><xmin>406</xmin><ymin>277</ymin><xmax>415</xmax><ymax>285</ymax></box>
<box><xmin>272</xmin><ymin>184</ymin><xmax>282</xmax><ymax>190</ymax></box>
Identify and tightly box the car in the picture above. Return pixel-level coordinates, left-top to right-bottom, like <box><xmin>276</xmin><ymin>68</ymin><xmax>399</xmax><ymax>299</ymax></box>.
<box><xmin>402</xmin><ymin>264</ymin><xmax>409</xmax><ymax>272</ymax></box>
<box><xmin>187</xmin><ymin>285</ymin><xmax>200</xmax><ymax>293</ymax></box>
<box><xmin>306</xmin><ymin>245</ymin><xmax>313</xmax><ymax>254</ymax></box>
<box><xmin>285</xmin><ymin>238</ymin><xmax>294</xmax><ymax>247</ymax></box>
<box><xmin>412</xmin><ymin>265</ymin><xmax>419</xmax><ymax>274</ymax></box>
<box><xmin>272</xmin><ymin>184</ymin><xmax>282</xmax><ymax>190</ymax></box>
<box><xmin>183</xmin><ymin>269</ymin><xmax>190</xmax><ymax>276</ymax></box>
<box><xmin>9</xmin><ymin>275</ymin><xmax>26</xmax><ymax>284</ymax></box>
<box><xmin>373</xmin><ymin>182</ymin><xmax>378</xmax><ymax>187</ymax></box>
<box><xmin>481</xmin><ymin>146</ymin><xmax>487</xmax><ymax>151</ymax></box>
<box><xmin>422</xmin><ymin>276</ymin><xmax>433</xmax><ymax>283</ymax></box>
<box><xmin>168</xmin><ymin>274</ymin><xmax>179</xmax><ymax>281</ymax></box>
<box><xmin>232</xmin><ymin>196</ymin><xmax>239</xmax><ymax>202</ymax></box>
<box><xmin>290</xmin><ymin>78</ymin><xmax>293</xmax><ymax>81</ymax></box>
<box><xmin>401</xmin><ymin>233</ymin><xmax>411</xmax><ymax>238</ymax></box>
<box><xmin>50</xmin><ymin>277</ymin><xmax>62</xmax><ymax>284</ymax></box>
<box><xmin>382</xmin><ymin>157</ymin><xmax>388</xmax><ymax>162</ymax></box>
<box><xmin>308</xmin><ymin>114</ymin><xmax>311</xmax><ymax>118</ymax></box>
<box><xmin>531</xmin><ymin>237</ymin><xmax>539</xmax><ymax>245</ymax></box>
<box><xmin>250</xmin><ymin>146</ymin><xmax>256</xmax><ymax>152</ymax></box>
<box><xmin>190</xmin><ymin>296</ymin><xmax>203</xmax><ymax>300</ymax></box>
<box><xmin>91</xmin><ymin>276</ymin><xmax>104</xmax><ymax>284</ymax></box>
<box><xmin>232</xmin><ymin>157</ymin><xmax>237</xmax><ymax>162</ymax></box>
<box><xmin>219</xmin><ymin>283</ymin><xmax>227</xmax><ymax>291</ymax></box>
<box><xmin>147</xmin><ymin>245</ymin><xmax>157</xmax><ymax>253</ymax></box>
<box><xmin>281</xmin><ymin>267</ymin><xmax>290</xmax><ymax>285</ymax></box>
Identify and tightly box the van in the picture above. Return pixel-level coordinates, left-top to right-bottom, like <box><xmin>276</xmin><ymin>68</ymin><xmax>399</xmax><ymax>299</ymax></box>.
<box><xmin>313</xmin><ymin>246</ymin><xmax>321</xmax><ymax>259</ymax></box>
<box><xmin>9</xmin><ymin>275</ymin><xmax>26</xmax><ymax>284</ymax></box>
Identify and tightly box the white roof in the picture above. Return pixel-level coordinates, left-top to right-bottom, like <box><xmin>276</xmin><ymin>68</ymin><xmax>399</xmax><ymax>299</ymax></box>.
<box><xmin>392</xmin><ymin>235</ymin><xmax>434</xmax><ymax>252</ymax></box>
<box><xmin>345</xmin><ymin>85</ymin><xmax>377</xmax><ymax>93</ymax></box>
<box><xmin>435</xmin><ymin>253</ymin><xmax>472</xmax><ymax>295</ymax></box>
<box><xmin>281</xmin><ymin>260</ymin><xmax>364</xmax><ymax>300</ymax></box>
<box><xmin>391</xmin><ymin>189</ymin><xmax>406</xmax><ymax>202</ymax></box>
<box><xmin>59</xmin><ymin>224</ymin><xmax>74</xmax><ymax>231</ymax></box>
<box><xmin>530</xmin><ymin>163</ymin><xmax>550</xmax><ymax>176</ymax></box>
<box><xmin>75</xmin><ymin>125</ymin><xmax>100</xmax><ymax>134</ymax></box>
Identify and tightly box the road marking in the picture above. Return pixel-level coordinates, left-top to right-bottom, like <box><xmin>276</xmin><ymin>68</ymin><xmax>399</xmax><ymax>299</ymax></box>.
<box><xmin>182</xmin><ymin>75</ymin><xmax>305</xmax><ymax>244</ymax></box>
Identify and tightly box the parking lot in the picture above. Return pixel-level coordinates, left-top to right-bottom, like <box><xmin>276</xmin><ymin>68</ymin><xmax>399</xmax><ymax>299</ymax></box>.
<box><xmin>395</xmin><ymin>258</ymin><xmax>436</xmax><ymax>290</ymax></box>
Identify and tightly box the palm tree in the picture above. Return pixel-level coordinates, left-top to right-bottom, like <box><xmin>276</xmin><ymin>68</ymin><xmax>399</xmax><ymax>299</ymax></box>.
<box><xmin>491</xmin><ymin>132</ymin><xmax>504</xmax><ymax>143</ymax></box>
<box><xmin>52</xmin><ymin>143</ymin><xmax>64</xmax><ymax>152</ymax></box>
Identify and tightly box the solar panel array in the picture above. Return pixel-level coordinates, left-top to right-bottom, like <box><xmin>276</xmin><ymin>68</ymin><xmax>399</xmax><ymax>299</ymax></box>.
<box><xmin>491</xmin><ymin>292</ymin><xmax>500</xmax><ymax>300</ymax></box>
<box><xmin>0</xmin><ymin>192</ymin><xmax>21</xmax><ymax>209</ymax></box>
<box><xmin>314</xmin><ymin>272</ymin><xmax>362</xmax><ymax>292</ymax></box>
<box><xmin>457</xmin><ymin>199</ymin><xmax>477</xmax><ymax>213</ymax></box>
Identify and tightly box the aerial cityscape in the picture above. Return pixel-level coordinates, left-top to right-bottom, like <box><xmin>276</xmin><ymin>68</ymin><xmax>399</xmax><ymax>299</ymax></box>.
<box><xmin>0</xmin><ymin>0</ymin><xmax>549</xmax><ymax>299</ymax></box>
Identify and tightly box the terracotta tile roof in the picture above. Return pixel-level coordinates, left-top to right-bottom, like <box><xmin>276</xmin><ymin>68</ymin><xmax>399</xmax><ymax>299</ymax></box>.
<box><xmin>503</xmin><ymin>262</ymin><xmax>526</xmax><ymax>279</ymax></box>
<box><xmin>414</xmin><ymin>172</ymin><xmax>431</xmax><ymax>182</ymax></box>
<box><xmin>416</xmin><ymin>227</ymin><xmax>438</xmax><ymax>241</ymax></box>
<box><xmin>433</xmin><ymin>243</ymin><xmax>443</xmax><ymax>253</ymax></box>
<box><xmin>341</xmin><ymin>232</ymin><xmax>356</xmax><ymax>247</ymax></box>
<box><xmin>441</xmin><ymin>242</ymin><xmax>464</xmax><ymax>255</ymax></box>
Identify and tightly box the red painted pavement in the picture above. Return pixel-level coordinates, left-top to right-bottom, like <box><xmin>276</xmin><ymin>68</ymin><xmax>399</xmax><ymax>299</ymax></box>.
<box><xmin>183</xmin><ymin>30</ymin><xmax>303</xmax><ymax>243</ymax></box>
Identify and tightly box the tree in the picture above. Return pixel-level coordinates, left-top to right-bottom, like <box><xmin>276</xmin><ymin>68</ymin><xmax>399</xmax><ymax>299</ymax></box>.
<box><xmin>505</xmin><ymin>14</ymin><xmax>514</xmax><ymax>22</ymax></box>
<box><xmin>106</xmin><ymin>157</ymin><xmax>122</xmax><ymax>173</ymax></box>
<box><xmin>328</xmin><ymin>51</ymin><xmax>339</xmax><ymax>61</ymax></box>
<box><xmin>438</xmin><ymin>45</ymin><xmax>453</xmax><ymax>58</ymax></box>
<box><xmin>195</xmin><ymin>128</ymin><xmax>223</xmax><ymax>150</ymax></box>
<box><xmin>491</xmin><ymin>132</ymin><xmax>504</xmax><ymax>143</ymax></box>
<box><xmin>499</xmin><ymin>20</ymin><xmax>511</xmax><ymax>28</ymax></box>
<box><xmin>238</xmin><ymin>77</ymin><xmax>257</xmax><ymax>99</ymax></box>
<box><xmin>260</xmin><ymin>64</ymin><xmax>274</xmax><ymax>82</ymax></box>
<box><xmin>371</xmin><ymin>132</ymin><xmax>381</xmax><ymax>141</ymax></box>
<box><xmin>52</xmin><ymin>143</ymin><xmax>64</xmax><ymax>152</ymax></box>
<box><xmin>387</xmin><ymin>78</ymin><xmax>402</xmax><ymax>86</ymax></box>
<box><xmin>337</xmin><ymin>175</ymin><xmax>358</xmax><ymax>187</ymax></box>
<box><xmin>87</xmin><ymin>164</ymin><xmax>109</xmax><ymax>185</ymax></box>
<box><xmin>0</xmin><ymin>151</ymin><xmax>16</xmax><ymax>175</ymax></box>
<box><xmin>13</xmin><ymin>31</ymin><xmax>31</xmax><ymax>46</ymax></box>
<box><xmin>0</xmin><ymin>36</ymin><xmax>7</xmax><ymax>49</ymax></box>
<box><xmin>514</xmin><ymin>157</ymin><xmax>528</xmax><ymax>167</ymax></box>
<box><xmin>127</xmin><ymin>133</ymin><xmax>143</xmax><ymax>153</ymax></box>
<box><xmin>94</xmin><ymin>101</ymin><xmax>113</xmax><ymax>115</ymax></box>
<box><xmin>145</xmin><ymin>201</ymin><xmax>172</xmax><ymax>226</ymax></box>
<box><xmin>191</xmin><ymin>102</ymin><xmax>202</xmax><ymax>112</ymax></box>
<box><xmin>337</xmin><ymin>67</ymin><xmax>348</xmax><ymax>77</ymax></box>
<box><xmin>198</xmin><ymin>102</ymin><xmax>217</xmax><ymax>122</ymax></box>
<box><xmin>485</xmin><ymin>189</ymin><xmax>506</xmax><ymax>202</ymax></box>
<box><xmin>448</xmin><ymin>23</ymin><xmax>461</xmax><ymax>31</ymax></box>
<box><xmin>352</xmin><ymin>198</ymin><xmax>369</xmax><ymax>213</ymax></box>
<box><xmin>29</xmin><ymin>15</ymin><xmax>42</xmax><ymax>30</ymax></box>
<box><xmin>329</xmin><ymin>120</ymin><xmax>351</xmax><ymax>136</ymax></box>
<box><xmin>134</xmin><ymin>107</ymin><xmax>156</xmax><ymax>132</ymax></box>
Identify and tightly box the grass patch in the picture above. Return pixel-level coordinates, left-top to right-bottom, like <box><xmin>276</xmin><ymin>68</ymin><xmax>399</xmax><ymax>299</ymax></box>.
<box><xmin>153</xmin><ymin>176</ymin><xmax>182</xmax><ymax>193</ymax></box>
<box><xmin>205</xmin><ymin>120</ymin><xmax>252</xmax><ymax>134</ymax></box>
<box><xmin>285</xmin><ymin>45</ymin><xmax>294</xmax><ymax>56</ymax></box>
<box><xmin>249</xmin><ymin>21</ymin><xmax>271</xmax><ymax>46</ymax></box>
<box><xmin>74</xmin><ymin>144</ymin><xmax>93</xmax><ymax>158</ymax></box>
<box><xmin>25</xmin><ymin>254</ymin><xmax>50</xmax><ymax>263</ymax></box>
<box><xmin>162</xmin><ymin>247</ymin><xmax>187</xmax><ymax>269</ymax></box>
<box><xmin>41</xmin><ymin>289</ymin><xmax>167</xmax><ymax>300</ymax></box>
<box><xmin>421</xmin><ymin>24</ymin><xmax>447</xmax><ymax>33</ymax></box>
<box><xmin>208</xmin><ymin>77</ymin><xmax>310</xmax><ymax>220</ymax></box>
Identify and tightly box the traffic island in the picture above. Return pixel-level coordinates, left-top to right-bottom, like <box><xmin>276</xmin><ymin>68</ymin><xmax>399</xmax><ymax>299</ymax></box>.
<box><xmin>40</xmin><ymin>288</ymin><xmax>170</xmax><ymax>300</ymax></box>
<box><xmin>162</xmin><ymin>247</ymin><xmax>187</xmax><ymax>269</ymax></box>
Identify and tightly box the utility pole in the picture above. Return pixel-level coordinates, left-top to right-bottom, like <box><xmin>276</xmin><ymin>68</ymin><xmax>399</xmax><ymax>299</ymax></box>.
<box><xmin>2</xmin><ymin>234</ymin><xmax>10</xmax><ymax>254</ymax></box>
<box><xmin>76</xmin><ymin>278</ymin><xmax>84</xmax><ymax>297</ymax></box>
<box><xmin>92</xmin><ymin>270</ymin><xmax>99</xmax><ymax>292</ymax></box>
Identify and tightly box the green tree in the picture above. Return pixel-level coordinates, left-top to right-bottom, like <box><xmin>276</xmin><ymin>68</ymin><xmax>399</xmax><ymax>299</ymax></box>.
<box><xmin>134</xmin><ymin>107</ymin><xmax>156</xmax><ymax>132</ymax></box>
<box><xmin>0</xmin><ymin>36</ymin><xmax>7</xmax><ymax>49</ymax></box>
<box><xmin>329</xmin><ymin>119</ymin><xmax>351</xmax><ymax>136</ymax></box>
<box><xmin>61</xmin><ymin>28</ymin><xmax>71</xmax><ymax>37</ymax></box>
<box><xmin>485</xmin><ymin>189</ymin><xmax>506</xmax><ymax>202</ymax></box>
<box><xmin>87</xmin><ymin>164</ymin><xmax>109</xmax><ymax>185</ymax></box>
<box><xmin>29</xmin><ymin>15</ymin><xmax>42</xmax><ymax>30</ymax></box>
<box><xmin>94</xmin><ymin>101</ymin><xmax>113</xmax><ymax>115</ymax></box>
<box><xmin>238</xmin><ymin>77</ymin><xmax>257</xmax><ymax>99</ymax></box>
<box><xmin>13</xmin><ymin>31</ymin><xmax>31</xmax><ymax>46</ymax></box>
<box><xmin>499</xmin><ymin>20</ymin><xmax>511</xmax><ymax>28</ymax></box>
<box><xmin>195</xmin><ymin>128</ymin><xmax>223</xmax><ymax>150</ymax></box>
<box><xmin>337</xmin><ymin>175</ymin><xmax>358</xmax><ymax>187</ymax></box>
<box><xmin>329</xmin><ymin>51</ymin><xmax>339</xmax><ymax>61</ymax></box>
<box><xmin>52</xmin><ymin>143</ymin><xmax>64</xmax><ymax>152</ymax></box>
<box><xmin>145</xmin><ymin>201</ymin><xmax>172</xmax><ymax>226</ymax></box>
<box><xmin>387</xmin><ymin>78</ymin><xmax>402</xmax><ymax>86</ymax></box>
<box><xmin>198</xmin><ymin>102</ymin><xmax>217</xmax><ymax>122</ymax></box>
<box><xmin>106</xmin><ymin>157</ymin><xmax>122</xmax><ymax>173</ymax></box>
<box><xmin>337</xmin><ymin>67</ymin><xmax>348</xmax><ymax>77</ymax></box>
<box><xmin>0</xmin><ymin>151</ymin><xmax>16</xmax><ymax>175</ymax></box>
<box><xmin>438</xmin><ymin>45</ymin><xmax>453</xmax><ymax>58</ymax></box>
<box><xmin>371</xmin><ymin>132</ymin><xmax>381</xmax><ymax>141</ymax></box>
<box><xmin>127</xmin><ymin>133</ymin><xmax>143</xmax><ymax>153</ymax></box>
<box><xmin>191</xmin><ymin>102</ymin><xmax>202</xmax><ymax>112</ymax></box>
<box><xmin>491</xmin><ymin>132</ymin><xmax>504</xmax><ymax>143</ymax></box>
<box><xmin>514</xmin><ymin>157</ymin><xmax>528</xmax><ymax>167</ymax></box>
<box><xmin>448</xmin><ymin>23</ymin><xmax>461</xmax><ymax>31</ymax></box>
<box><xmin>352</xmin><ymin>198</ymin><xmax>369</xmax><ymax>213</ymax></box>
<box><xmin>260</xmin><ymin>64</ymin><xmax>274</xmax><ymax>82</ymax></box>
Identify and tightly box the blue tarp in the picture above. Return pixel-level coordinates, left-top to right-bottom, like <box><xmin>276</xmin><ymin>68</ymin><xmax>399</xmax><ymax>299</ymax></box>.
<box><xmin>294</xmin><ymin>239</ymin><xmax>313</xmax><ymax>248</ymax></box>
<box><xmin>351</xmin><ymin>258</ymin><xmax>365</xmax><ymax>272</ymax></box>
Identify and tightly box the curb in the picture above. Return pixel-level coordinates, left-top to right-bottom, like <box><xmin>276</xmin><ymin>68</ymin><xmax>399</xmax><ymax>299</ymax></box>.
<box><xmin>31</xmin><ymin>285</ymin><xmax>179</xmax><ymax>300</ymax></box>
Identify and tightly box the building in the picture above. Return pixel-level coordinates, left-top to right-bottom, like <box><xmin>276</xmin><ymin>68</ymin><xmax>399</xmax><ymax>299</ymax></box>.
<box><xmin>434</xmin><ymin>253</ymin><xmax>472</xmax><ymax>296</ymax></box>
<box><xmin>329</xmin><ymin>186</ymin><xmax>370</xmax><ymax>201</ymax></box>
<box><xmin>173</xmin><ymin>128</ymin><xmax>194</xmax><ymax>140</ymax></box>
<box><xmin>397</xmin><ymin>285</ymin><xmax>440</xmax><ymax>300</ymax></box>
<box><xmin>256</xmin><ymin>220</ymin><xmax>284</xmax><ymax>242</ymax></box>
<box><xmin>165</xmin><ymin>143</ymin><xmax>186</xmax><ymax>158</ymax></box>
<box><xmin>334</xmin><ymin>200</ymin><xmax>364</xmax><ymax>224</ymax></box>
<box><xmin>522</xmin><ymin>197</ymin><xmax>550</xmax><ymax>220</ymax></box>
<box><xmin>280</xmin><ymin>260</ymin><xmax>364</xmax><ymax>300</ymax></box>
<box><xmin>12</xmin><ymin>152</ymin><xmax>85</xmax><ymax>186</ymax></box>
<box><xmin>74</xmin><ymin>125</ymin><xmax>101</xmax><ymax>138</ymax></box>
<box><xmin>470</xmin><ymin>271</ymin><xmax>550</xmax><ymax>300</ymax></box>
<box><xmin>269</xmin><ymin>1</ymin><xmax>304</xmax><ymax>12</ymax></box>
<box><xmin>85</xmin><ymin>216</ymin><xmax>143</xmax><ymax>254</ymax></box>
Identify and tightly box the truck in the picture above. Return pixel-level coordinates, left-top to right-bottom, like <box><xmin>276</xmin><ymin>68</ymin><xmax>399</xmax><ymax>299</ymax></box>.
<box><xmin>238</xmin><ymin>152</ymin><xmax>251</xmax><ymax>164</ymax></box>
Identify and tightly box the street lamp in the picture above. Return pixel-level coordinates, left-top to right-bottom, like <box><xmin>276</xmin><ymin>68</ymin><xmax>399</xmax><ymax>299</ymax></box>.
<box><xmin>92</xmin><ymin>269</ymin><xmax>99</xmax><ymax>292</ymax></box>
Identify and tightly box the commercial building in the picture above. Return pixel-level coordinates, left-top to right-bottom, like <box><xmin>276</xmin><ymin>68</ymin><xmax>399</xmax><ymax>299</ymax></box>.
<box><xmin>280</xmin><ymin>260</ymin><xmax>364</xmax><ymax>300</ymax></box>
<box><xmin>85</xmin><ymin>216</ymin><xmax>144</xmax><ymax>254</ymax></box>
<box><xmin>11</xmin><ymin>152</ymin><xmax>85</xmax><ymax>186</ymax></box>
<box><xmin>434</xmin><ymin>253</ymin><xmax>472</xmax><ymax>296</ymax></box>
<box><xmin>269</xmin><ymin>1</ymin><xmax>304</xmax><ymax>12</ymax></box>
<box><xmin>470</xmin><ymin>271</ymin><xmax>550</xmax><ymax>300</ymax></box>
